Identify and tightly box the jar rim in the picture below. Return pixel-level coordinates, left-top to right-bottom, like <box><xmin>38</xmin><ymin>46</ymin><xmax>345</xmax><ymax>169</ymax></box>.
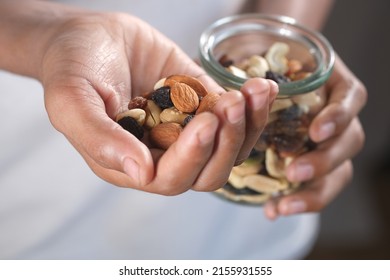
<box><xmin>199</xmin><ymin>13</ymin><xmax>335</xmax><ymax>96</ymax></box>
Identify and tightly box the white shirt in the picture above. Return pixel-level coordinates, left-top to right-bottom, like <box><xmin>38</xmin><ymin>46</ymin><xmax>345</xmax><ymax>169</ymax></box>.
<box><xmin>0</xmin><ymin>0</ymin><xmax>319</xmax><ymax>259</ymax></box>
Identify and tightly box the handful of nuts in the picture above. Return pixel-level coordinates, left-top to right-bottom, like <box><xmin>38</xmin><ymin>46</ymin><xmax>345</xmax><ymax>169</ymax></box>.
<box><xmin>116</xmin><ymin>75</ymin><xmax>220</xmax><ymax>150</ymax></box>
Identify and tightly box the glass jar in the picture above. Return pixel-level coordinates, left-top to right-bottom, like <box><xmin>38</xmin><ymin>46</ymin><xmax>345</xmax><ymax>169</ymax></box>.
<box><xmin>199</xmin><ymin>14</ymin><xmax>335</xmax><ymax>205</ymax></box>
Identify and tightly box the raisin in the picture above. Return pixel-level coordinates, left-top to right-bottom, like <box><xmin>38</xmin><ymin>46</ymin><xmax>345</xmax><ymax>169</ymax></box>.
<box><xmin>117</xmin><ymin>116</ymin><xmax>144</xmax><ymax>140</ymax></box>
<box><xmin>128</xmin><ymin>96</ymin><xmax>147</xmax><ymax>110</ymax></box>
<box><xmin>272</xmin><ymin>134</ymin><xmax>306</xmax><ymax>155</ymax></box>
<box><xmin>223</xmin><ymin>183</ymin><xmax>263</xmax><ymax>195</ymax></box>
<box><xmin>183</xmin><ymin>114</ymin><xmax>195</xmax><ymax>126</ymax></box>
<box><xmin>278</xmin><ymin>104</ymin><xmax>303</xmax><ymax>122</ymax></box>
<box><xmin>248</xmin><ymin>149</ymin><xmax>265</xmax><ymax>160</ymax></box>
<box><xmin>218</xmin><ymin>54</ymin><xmax>234</xmax><ymax>67</ymax></box>
<box><xmin>151</xmin><ymin>86</ymin><xmax>174</xmax><ymax>109</ymax></box>
<box><xmin>265</xmin><ymin>71</ymin><xmax>290</xmax><ymax>84</ymax></box>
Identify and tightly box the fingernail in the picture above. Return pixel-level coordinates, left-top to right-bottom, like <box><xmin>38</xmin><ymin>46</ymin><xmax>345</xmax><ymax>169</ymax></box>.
<box><xmin>226</xmin><ymin>101</ymin><xmax>245</xmax><ymax>124</ymax></box>
<box><xmin>283</xmin><ymin>200</ymin><xmax>307</xmax><ymax>215</ymax></box>
<box><xmin>123</xmin><ymin>157</ymin><xmax>140</xmax><ymax>184</ymax></box>
<box><xmin>318</xmin><ymin>122</ymin><xmax>335</xmax><ymax>142</ymax></box>
<box><xmin>289</xmin><ymin>163</ymin><xmax>314</xmax><ymax>182</ymax></box>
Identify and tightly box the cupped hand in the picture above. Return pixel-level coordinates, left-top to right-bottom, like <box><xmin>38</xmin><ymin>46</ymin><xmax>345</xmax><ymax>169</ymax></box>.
<box><xmin>264</xmin><ymin>55</ymin><xmax>367</xmax><ymax>219</ymax></box>
<box><xmin>39</xmin><ymin>11</ymin><xmax>277</xmax><ymax>195</ymax></box>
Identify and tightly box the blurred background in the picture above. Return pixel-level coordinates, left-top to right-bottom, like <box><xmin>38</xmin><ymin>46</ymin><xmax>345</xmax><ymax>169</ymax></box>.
<box><xmin>306</xmin><ymin>0</ymin><xmax>390</xmax><ymax>259</ymax></box>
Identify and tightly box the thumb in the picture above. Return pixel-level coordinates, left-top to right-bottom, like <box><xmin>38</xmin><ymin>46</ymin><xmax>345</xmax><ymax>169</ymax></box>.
<box><xmin>45</xmin><ymin>85</ymin><xmax>154</xmax><ymax>188</ymax></box>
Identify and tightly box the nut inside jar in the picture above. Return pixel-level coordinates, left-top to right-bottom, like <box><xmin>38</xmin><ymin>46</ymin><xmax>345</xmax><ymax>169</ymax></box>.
<box><xmin>216</xmin><ymin>42</ymin><xmax>326</xmax><ymax>204</ymax></box>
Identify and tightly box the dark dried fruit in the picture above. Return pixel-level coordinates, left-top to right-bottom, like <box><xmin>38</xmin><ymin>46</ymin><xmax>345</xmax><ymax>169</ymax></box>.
<box><xmin>117</xmin><ymin>116</ymin><xmax>144</xmax><ymax>140</ymax></box>
<box><xmin>265</xmin><ymin>71</ymin><xmax>290</xmax><ymax>84</ymax></box>
<box><xmin>249</xmin><ymin>149</ymin><xmax>265</xmax><ymax>160</ymax></box>
<box><xmin>183</xmin><ymin>114</ymin><xmax>195</xmax><ymax>126</ymax></box>
<box><xmin>151</xmin><ymin>86</ymin><xmax>174</xmax><ymax>109</ymax></box>
<box><xmin>128</xmin><ymin>96</ymin><xmax>148</xmax><ymax>110</ymax></box>
<box><xmin>218</xmin><ymin>54</ymin><xmax>234</xmax><ymax>67</ymax></box>
<box><xmin>272</xmin><ymin>134</ymin><xmax>306</xmax><ymax>156</ymax></box>
<box><xmin>223</xmin><ymin>183</ymin><xmax>263</xmax><ymax>195</ymax></box>
<box><xmin>278</xmin><ymin>104</ymin><xmax>303</xmax><ymax>122</ymax></box>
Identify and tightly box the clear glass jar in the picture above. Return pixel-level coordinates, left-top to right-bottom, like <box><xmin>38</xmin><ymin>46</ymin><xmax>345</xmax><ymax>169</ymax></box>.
<box><xmin>199</xmin><ymin>14</ymin><xmax>335</xmax><ymax>205</ymax></box>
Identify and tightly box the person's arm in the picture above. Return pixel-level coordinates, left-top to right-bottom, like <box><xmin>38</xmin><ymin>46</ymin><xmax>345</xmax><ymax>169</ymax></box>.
<box><xmin>0</xmin><ymin>0</ymin><xmax>277</xmax><ymax>194</ymax></box>
<box><xmin>256</xmin><ymin>0</ymin><xmax>335</xmax><ymax>30</ymax></box>
<box><xmin>0</xmin><ymin>0</ymin><xmax>79</xmax><ymax>78</ymax></box>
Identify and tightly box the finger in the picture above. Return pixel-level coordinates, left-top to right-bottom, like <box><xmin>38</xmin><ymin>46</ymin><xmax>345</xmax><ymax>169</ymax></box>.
<box><xmin>271</xmin><ymin>160</ymin><xmax>353</xmax><ymax>218</ymax></box>
<box><xmin>286</xmin><ymin>117</ymin><xmax>364</xmax><ymax>182</ymax></box>
<box><xmin>195</xmin><ymin>72</ymin><xmax>226</xmax><ymax>95</ymax></box>
<box><xmin>143</xmin><ymin>112</ymin><xmax>219</xmax><ymax>195</ymax></box>
<box><xmin>310</xmin><ymin>56</ymin><xmax>367</xmax><ymax>142</ymax></box>
<box><xmin>236</xmin><ymin>78</ymin><xmax>278</xmax><ymax>163</ymax></box>
<box><xmin>192</xmin><ymin>91</ymin><xmax>247</xmax><ymax>191</ymax></box>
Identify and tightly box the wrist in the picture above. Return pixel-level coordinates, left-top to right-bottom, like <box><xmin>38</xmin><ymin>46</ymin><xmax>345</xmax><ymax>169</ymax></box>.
<box><xmin>0</xmin><ymin>0</ymin><xmax>83</xmax><ymax>79</ymax></box>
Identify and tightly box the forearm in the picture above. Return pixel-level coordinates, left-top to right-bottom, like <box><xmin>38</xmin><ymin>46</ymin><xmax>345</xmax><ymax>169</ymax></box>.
<box><xmin>0</xmin><ymin>0</ymin><xmax>78</xmax><ymax>79</ymax></box>
<box><xmin>256</xmin><ymin>0</ymin><xmax>335</xmax><ymax>30</ymax></box>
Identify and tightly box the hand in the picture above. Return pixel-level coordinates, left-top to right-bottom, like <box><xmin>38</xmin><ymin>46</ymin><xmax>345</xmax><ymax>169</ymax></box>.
<box><xmin>40</xmin><ymin>10</ymin><xmax>278</xmax><ymax>195</ymax></box>
<box><xmin>264</xmin><ymin>55</ymin><xmax>367</xmax><ymax>219</ymax></box>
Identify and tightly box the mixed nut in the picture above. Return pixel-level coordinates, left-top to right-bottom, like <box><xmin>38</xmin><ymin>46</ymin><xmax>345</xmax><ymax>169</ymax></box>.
<box><xmin>116</xmin><ymin>75</ymin><xmax>220</xmax><ymax>150</ymax></box>
<box><xmin>216</xmin><ymin>41</ymin><xmax>325</xmax><ymax>204</ymax></box>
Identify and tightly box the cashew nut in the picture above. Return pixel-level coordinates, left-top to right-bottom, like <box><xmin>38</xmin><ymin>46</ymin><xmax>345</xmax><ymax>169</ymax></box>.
<box><xmin>215</xmin><ymin>188</ymin><xmax>271</xmax><ymax>204</ymax></box>
<box><xmin>227</xmin><ymin>65</ymin><xmax>249</xmax><ymax>79</ymax></box>
<box><xmin>227</xmin><ymin>169</ymin><xmax>246</xmax><ymax>189</ymax></box>
<box><xmin>270</xmin><ymin>98</ymin><xmax>293</xmax><ymax>113</ymax></box>
<box><xmin>160</xmin><ymin>107</ymin><xmax>189</xmax><ymax>125</ymax></box>
<box><xmin>144</xmin><ymin>100</ymin><xmax>162</xmax><ymax>129</ymax></box>
<box><xmin>292</xmin><ymin>91</ymin><xmax>324</xmax><ymax>115</ymax></box>
<box><xmin>153</xmin><ymin>77</ymin><xmax>166</xmax><ymax>90</ymax></box>
<box><xmin>265</xmin><ymin>148</ymin><xmax>286</xmax><ymax>179</ymax></box>
<box><xmin>243</xmin><ymin>174</ymin><xmax>289</xmax><ymax>194</ymax></box>
<box><xmin>265</xmin><ymin>42</ymin><xmax>289</xmax><ymax>74</ymax></box>
<box><xmin>233</xmin><ymin>157</ymin><xmax>262</xmax><ymax>177</ymax></box>
<box><xmin>246</xmin><ymin>55</ymin><xmax>270</xmax><ymax>78</ymax></box>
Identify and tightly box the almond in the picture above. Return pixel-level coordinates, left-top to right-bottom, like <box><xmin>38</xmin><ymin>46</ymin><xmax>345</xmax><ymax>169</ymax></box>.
<box><xmin>149</xmin><ymin>122</ymin><xmax>183</xmax><ymax>150</ymax></box>
<box><xmin>170</xmin><ymin>82</ymin><xmax>199</xmax><ymax>113</ymax></box>
<box><xmin>165</xmin><ymin>74</ymin><xmax>209</xmax><ymax>97</ymax></box>
<box><xmin>195</xmin><ymin>92</ymin><xmax>220</xmax><ymax>114</ymax></box>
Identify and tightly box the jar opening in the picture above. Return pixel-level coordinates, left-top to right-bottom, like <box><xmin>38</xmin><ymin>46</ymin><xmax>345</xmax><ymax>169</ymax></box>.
<box><xmin>199</xmin><ymin>13</ymin><xmax>335</xmax><ymax>96</ymax></box>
